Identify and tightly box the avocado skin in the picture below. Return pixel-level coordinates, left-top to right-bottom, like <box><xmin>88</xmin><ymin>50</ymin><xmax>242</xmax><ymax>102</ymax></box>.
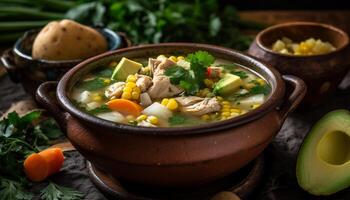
<box><xmin>296</xmin><ymin>109</ymin><xmax>350</xmax><ymax>196</ymax></box>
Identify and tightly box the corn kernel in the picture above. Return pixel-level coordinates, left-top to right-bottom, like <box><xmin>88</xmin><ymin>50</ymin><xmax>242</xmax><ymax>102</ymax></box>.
<box><xmin>221</xmin><ymin>116</ymin><xmax>227</xmax><ymax>120</ymax></box>
<box><xmin>243</xmin><ymin>83</ymin><xmax>255</xmax><ymax>90</ymax></box>
<box><xmin>126</xmin><ymin>115</ymin><xmax>135</xmax><ymax>121</ymax></box>
<box><xmin>177</xmin><ymin>56</ymin><xmax>185</xmax><ymax>61</ymax></box>
<box><xmin>167</xmin><ymin>98</ymin><xmax>178</xmax><ymax>110</ymax></box>
<box><xmin>230</xmin><ymin>112</ymin><xmax>239</xmax><ymax>118</ymax></box>
<box><xmin>123</xmin><ymin>87</ymin><xmax>132</xmax><ymax>93</ymax></box>
<box><xmin>103</xmin><ymin>79</ymin><xmax>111</xmax><ymax>84</ymax></box>
<box><xmin>136</xmin><ymin>114</ymin><xmax>148</xmax><ymax>122</ymax></box>
<box><xmin>169</xmin><ymin>56</ymin><xmax>177</xmax><ymax>62</ymax></box>
<box><xmin>216</xmin><ymin>96</ymin><xmax>223</xmax><ymax>101</ymax></box>
<box><xmin>157</xmin><ymin>55</ymin><xmax>167</xmax><ymax>60</ymax></box>
<box><xmin>221</xmin><ymin>112</ymin><xmax>231</xmax><ymax>117</ymax></box>
<box><xmin>147</xmin><ymin>116</ymin><xmax>158</xmax><ymax>125</ymax></box>
<box><xmin>230</xmin><ymin>108</ymin><xmax>241</xmax><ymax>113</ymax></box>
<box><xmin>222</xmin><ymin>105</ymin><xmax>231</xmax><ymax>110</ymax></box>
<box><xmin>121</xmin><ymin>92</ymin><xmax>131</xmax><ymax>99</ymax></box>
<box><xmin>251</xmin><ymin>104</ymin><xmax>261</xmax><ymax>109</ymax></box>
<box><xmin>131</xmin><ymin>91</ymin><xmax>140</xmax><ymax>100</ymax></box>
<box><xmin>161</xmin><ymin>98</ymin><xmax>169</xmax><ymax>106</ymax></box>
<box><xmin>126</xmin><ymin>82</ymin><xmax>136</xmax><ymax>88</ymax></box>
<box><xmin>222</xmin><ymin>101</ymin><xmax>230</xmax><ymax>105</ymax></box>
<box><xmin>133</xmin><ymin>87</ymin><xmax>141</xmax><ymax>93</ymax></box>
<box><xmin>256</xmin><ymin>78</ymin><xmax>266</xmax><ymax>86</ymax></box>
<box><xmin>142</xmin><ymin>66</ymin><xmax>150</xmax><ymax>73</ymax></box>
<box><xmin>92</xmin><ymin>95</ymin><xmax>102</xmax><ymax>101</ymax></box>
<box><xmin>126</xmin><ymin>75</ymin><xmax>137</xmax><ymax>82</ymax></box>
<box><xmin>109</xmin><ymin>61</ymin><xmax>118</xmax><ymax>67</ymax></box>
<box><xmin>201</xmin><ymin>114</ymin><xmax>210</xmax><ymax>121</ymax></box>
<box><xmin>204</xmin><ymin>79</ymin><xmax>214</xmax><ymax>88</ymax></box>
<box><xmin>221</xmin><ymin>108</ymin><xmax>230</xmax><ymax>113</ymax></box>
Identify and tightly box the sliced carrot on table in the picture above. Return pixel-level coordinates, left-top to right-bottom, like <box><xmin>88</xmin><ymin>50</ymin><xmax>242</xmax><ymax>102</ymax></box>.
<box><xmin>107</xmin><ymin>99</ymin><xmax>143</xmax><ymax>116</ymax></box>
<box><xmin>23</xmin><ymin>153</ymin><xmax>49</xmax><ymax>182</ymax></box>
<box><xmin>23</xmin><ymin>148</ymin><xmax>64</xmax><ymax>182</ymax></box>
<box><xmin>39</xmin><ymin>148</ymin><xmax>65</xmax><ymax>175</ymax></box>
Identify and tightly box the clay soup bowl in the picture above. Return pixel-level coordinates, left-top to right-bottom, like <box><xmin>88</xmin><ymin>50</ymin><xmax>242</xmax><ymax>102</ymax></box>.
<box><xmin>248</xmin><ymin>22</ymin><xmax>350</xmax><ymax>108</ymax></box>
<box><xmin>36</xmin><ymin>43</ymin><xmax>306</xmax><ymax>187</ymax></box>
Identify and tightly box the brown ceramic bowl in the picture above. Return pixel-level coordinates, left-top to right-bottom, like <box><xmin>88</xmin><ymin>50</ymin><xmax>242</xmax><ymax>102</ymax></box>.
<box><xmin>36</xmin><ymin>43</ymin><xmax>306</xmax><ymax>187</ymax></box>
<box><xmin>248</xmin><ymin>22</ymin><xmax>350</xmax><ymax>108</ymax></box>
<box><xmin>1</xmin><ymin>28</ymin><xmax>131</xmax><ymax>97</ymax></box>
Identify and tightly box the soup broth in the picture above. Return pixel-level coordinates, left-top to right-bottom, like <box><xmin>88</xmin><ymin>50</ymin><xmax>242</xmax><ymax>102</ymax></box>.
<box><xmin>70</xmin><ymin>51</ymin><xmax>270</xmax><ymax>127</ymax></box>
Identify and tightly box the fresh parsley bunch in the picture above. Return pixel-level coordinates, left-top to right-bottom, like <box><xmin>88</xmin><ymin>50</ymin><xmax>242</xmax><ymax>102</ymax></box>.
<box><xmin>0</xmin><ymin>111</ymin><xmax>83</xmax><ymax>200</ymax></box>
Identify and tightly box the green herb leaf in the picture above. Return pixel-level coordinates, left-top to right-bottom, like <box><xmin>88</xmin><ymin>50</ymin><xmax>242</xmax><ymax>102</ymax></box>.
<box><xmin>250</xmin><ymin>84</ymin><xmax>270</xmax><ymax>95</ymax></box>
<box><xmin>187</xmin><ymin>51</ymin><xmax>215</xmax><ymax>68</ymax></box>
<box><xmin>168</xmin><ymin>114</ymin><xmax>202</xmax><ymax>126</ymax></box>
<box><xmin>79</xmin><ymin>78</ymin><xmax>108</xmax><ymax>91</ymax></box>
<box><xmin>164</xmin><ymin>66</ymin><xmax>189</xmax><ymax>84</ymax></box>
<box><xmin>168</xmin><ymin>114</ymin><xmax>187</xmax><ymax>126</ymax></box>
<box><xmin>40</xmin><ymin>182</ymin><xmax>83</xmax><ymax>200</ymax></box>
<box><xmin>0</xmin><ymin>179</ymin><xmax>33</xmax><ymax>200</ymax></box>
<box><xmin>88</xmin><ymin>105</ymin><xmax>111</xmax><ymax>115</ymax></box>
<box><xmin>231</xmin><ymin>71</ymin><xmax>248</xmax><ymax>79</ymax></box>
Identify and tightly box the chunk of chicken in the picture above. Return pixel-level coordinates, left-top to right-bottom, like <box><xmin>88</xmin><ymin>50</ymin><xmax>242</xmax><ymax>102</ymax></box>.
<box><xmin>147</xmin><ymin>76</ymin><xmax>183</xmax><ymax>99</ymax></box>
<box><xmin>177</xmin><ymin>97</ymin><xmax>221</xmax><ymax>116</ymax></box>
<box><xmin>136</xmin><ymin>74</ymin><xmax>153</xmax><ymax>92</ymax></box>
<box><xmin>105</xmin><ymin>82</ymin><xmax>125</xmax><ymax>99</ymax></box>
<box><xmin>175</xmin><ymin>96</ymin><xmax>204</xmax><ymax>106</ymax></box>
<box><xmin>149</xmin><ymin>58</ymin><xmax>176</xmax><ymax>77</ymax></box>
<box><xmin>146</xmin><ymin>57</ymin><xmax>183</xmax><ymax>99</ymax></box>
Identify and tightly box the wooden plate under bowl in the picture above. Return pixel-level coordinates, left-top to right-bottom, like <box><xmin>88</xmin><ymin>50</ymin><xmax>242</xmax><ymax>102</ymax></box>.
<box><xmin>87</xmin><ymin>154</ymin><xmax>265</xmax><ymax>200</ymax></box>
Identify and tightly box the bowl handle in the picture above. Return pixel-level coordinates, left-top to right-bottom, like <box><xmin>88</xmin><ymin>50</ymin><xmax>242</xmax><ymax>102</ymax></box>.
<box><xmin>36</xmin><ymin>81</ymin><xmax>69</xmax><ymax>132</ymax></box>
<box><xmin>1</xmin><ymin>49</ymin><xmax>20</xmax><ymax>82</ymax></box>
<box><xmin>278</xmin><ymin>75</ymin><xmax>307</xmax><ymax>120</ymax></box>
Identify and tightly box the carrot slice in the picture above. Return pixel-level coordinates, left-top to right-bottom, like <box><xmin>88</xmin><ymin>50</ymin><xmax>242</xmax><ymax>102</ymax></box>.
<box><xmin>39</xmin><ymin>148</ymin><xmax>64</xmax><ymax>175</ymax></box>
<box><xmin>23</xmin><ymin>153</ymin><xmax>49</xmax><ymax>182</ymax></box>
<box><xmin>107</xmin><ymin>99</ymin><xmax>143</xmax><ymax>116</ymax></box>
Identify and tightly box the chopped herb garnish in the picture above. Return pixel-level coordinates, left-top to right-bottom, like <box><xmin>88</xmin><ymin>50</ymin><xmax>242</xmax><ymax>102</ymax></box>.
<box><xmin>96</xmin><ymin>68</ymin><xmax>113</xmax><ymax>78</ymax></box>
<box><xmin>164</xmin><ymin>66</ymin><xmax>189</xmax><ymax>84</ymax></box>
<box><xmin>88</xmin><ymin>105</ymin><xmax>111</xmax><ymax>115</ymax></box>
<box><xmin>80</xmin><ymin>78</ymin><xmax>108</xmax><ymax>91</ymax></box>
<box><xmin>216</xmin><ymin>63</ymin><xmax>237</xmax><ymax>71</ymax></box>
<box><xmin>250</xmin><ymin>84</ymin><xmax>271</xmax><ymax>95</ymax></box>
<box><xmin>168</xmin><ymin>114</ymin><xmax>202</xmax><ymax>126</ymax></box>
<box><xmin>229</xmin><ymin>84</ymin><xmax>271</xmax><ymax>100</ymax></box>
<box><xmin>165</xmin><ymin>51</ymin><xmax>215</xmax><ymax>95</ymax></box>
<box><xmin>231</xmin><ymin>71</ymin><xmax>248</xmax><ymax>79</ymax></box>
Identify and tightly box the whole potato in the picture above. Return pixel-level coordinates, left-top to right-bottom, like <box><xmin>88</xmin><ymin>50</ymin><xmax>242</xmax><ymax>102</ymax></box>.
<box><xmin>32</xmin><ymin>19</ymin><xmax>108</xmax><ymax>61</ymax></box>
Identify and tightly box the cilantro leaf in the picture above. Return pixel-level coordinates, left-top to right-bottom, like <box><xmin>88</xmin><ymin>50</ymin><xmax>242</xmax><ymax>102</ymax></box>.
<box><xmin>168</xmin><ymin>114</ymin><xmax>203</xmax><ymax>126</ymax></box>
<box><xmin>0</xmin><ymin>179</ymin><xmax>33</xmax><ymax>200</ymax></box>
<box><xmin>231</xmin><ymin>71</ymin><xmax>248</xmax><ymax>79</ymax></box>
<box><xmin>165</xmin><ymin>51</ymin><xmax>215</xmax><ymax>95</ymax></box>
<box><xmin>250</xmin><ymin>84</ymin><xmax>270</xmax><ymax>95</ymax></box>
<box><xmin>187</xmin><ymin>51</ymin><xmax>215</xmax><ymax>67</ymax></box>
<box><xmin>88</xmin><ymin>105</ymin><xmax>111</xmax><ymax>115</ymax></box>
<box><xmin>79</xmin><ymin>78</ymin><xmax>108</xmax><ymax>91</ymax></box>
<box><xmin>164</xmin><ymin>66</ymin><xmax>189</xmax><ymax>85</ymax></box>
<box><xmin>40</xmin><ymin>182</ymin><xmax>83</xmax><ymax>200</ymax></box>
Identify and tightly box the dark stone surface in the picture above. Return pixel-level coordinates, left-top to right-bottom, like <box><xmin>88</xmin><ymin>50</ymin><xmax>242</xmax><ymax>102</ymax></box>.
<box><xmin>1</xmin><ymin>73</ymin><xmax>350</xmax><ymax>199</ymax></box>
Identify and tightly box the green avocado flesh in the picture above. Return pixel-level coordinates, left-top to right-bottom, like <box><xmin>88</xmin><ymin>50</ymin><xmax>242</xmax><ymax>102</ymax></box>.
<box><xmin>296</xmin><ymin>109</ymin><xmax>350</xmax><ymax>196</ymax></box>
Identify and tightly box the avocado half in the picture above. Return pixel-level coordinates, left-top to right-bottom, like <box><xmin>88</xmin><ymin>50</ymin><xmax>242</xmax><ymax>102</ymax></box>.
<box><xmin>296</xmin><ymin>109</ymin><xmax>350</xmax><ymax>195</ymax></box>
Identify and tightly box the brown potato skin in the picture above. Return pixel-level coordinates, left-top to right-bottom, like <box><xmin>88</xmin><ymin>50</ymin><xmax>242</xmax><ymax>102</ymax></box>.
<box><xmin>32</xmin><ymin>19</ymin><xmax>108</xmax><ymax>61</ymax></box>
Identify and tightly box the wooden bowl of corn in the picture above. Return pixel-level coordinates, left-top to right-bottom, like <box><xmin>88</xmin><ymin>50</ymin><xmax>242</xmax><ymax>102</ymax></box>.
<box><xmin>248</xmin><ymin>21</ymin><xmax>350</xmax><ymax>108</ymax></box>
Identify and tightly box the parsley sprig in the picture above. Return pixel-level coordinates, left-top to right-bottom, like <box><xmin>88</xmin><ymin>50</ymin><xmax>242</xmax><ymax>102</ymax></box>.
<box><xmin>0</xmin><ymin>111</ymin><xmax>83</xmax><ymax>200</ymax></box>
<box><xmin>165</xmin><ymin>51</ymin><xmax>215</xmax><ymax>95</ymax></box>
